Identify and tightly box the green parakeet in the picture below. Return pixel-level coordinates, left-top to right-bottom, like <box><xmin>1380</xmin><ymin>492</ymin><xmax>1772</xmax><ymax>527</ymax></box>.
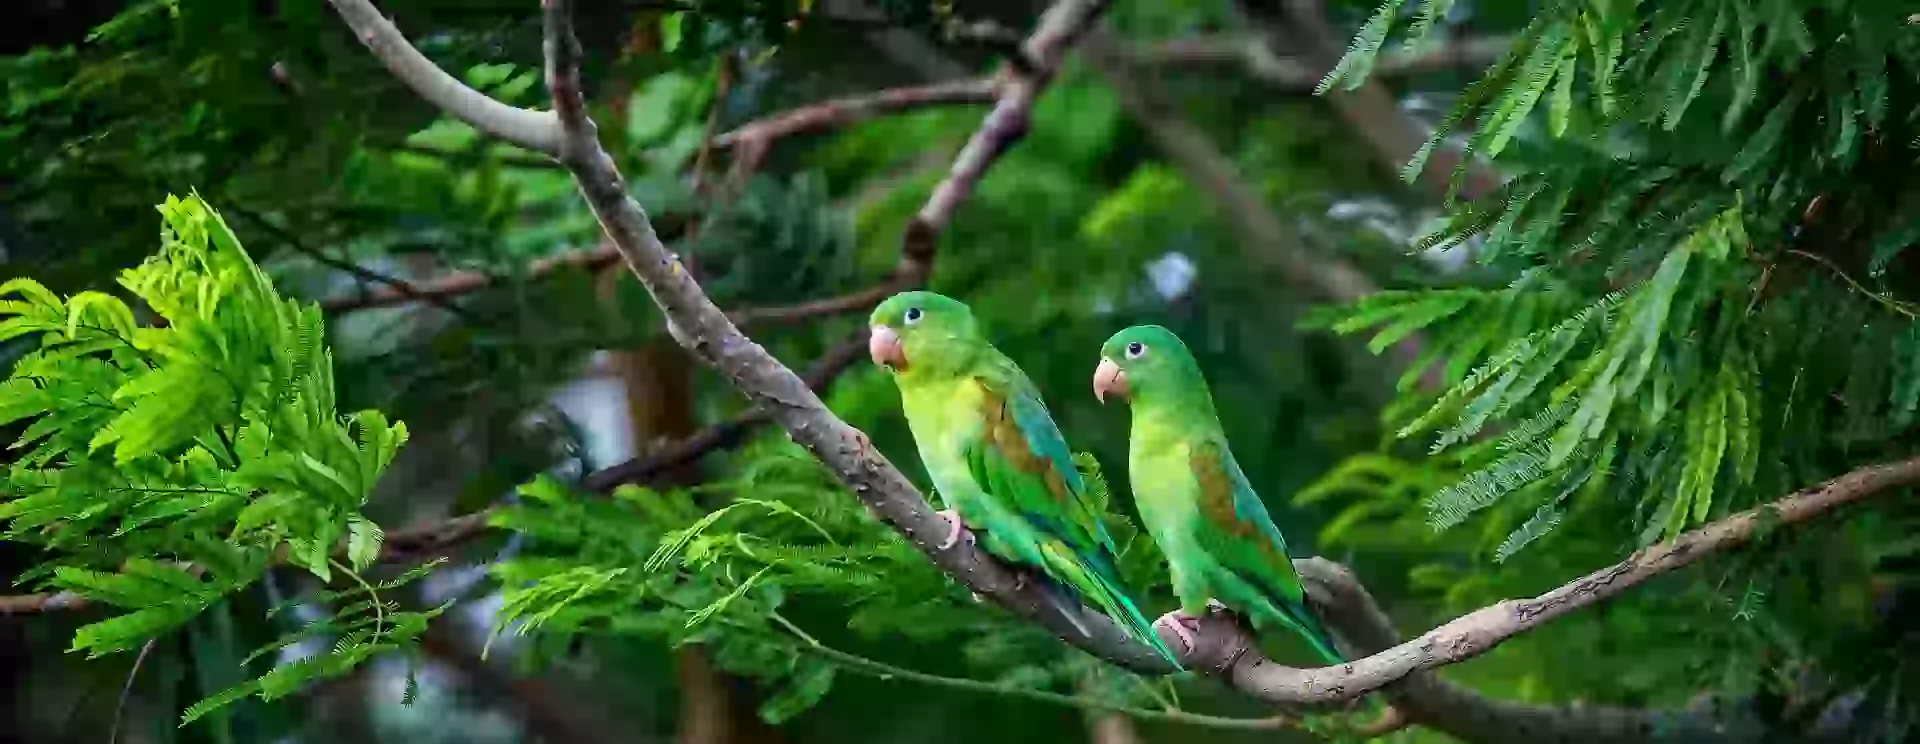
<box><xmin>867</xmin><ymin>291</ymin><xmax>1177</xmax><ymax>664</ymax></box>
<box><xmin>1093</xmin><ymin>325</ymin><xmax>1343</xmax><ymax>665</ymax></box>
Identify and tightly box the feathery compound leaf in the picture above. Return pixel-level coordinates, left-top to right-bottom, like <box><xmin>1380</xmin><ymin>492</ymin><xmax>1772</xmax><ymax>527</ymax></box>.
<box><xmin>348</xmin><ymin>514</ymin><xmax>384</xmax><ymax>571</ymax></box>
<box><xmin>1473</xmin><ymin>22</ymin><xmax>1570</xmax><ymax>160</ymax></box>
<box><xmin>1546</xmin><ymin>41</ymin><xmax>1578</xmax><ymax>137</ymax></box>
<box><xmin>1663</xmin><ymin>3</ymin><xmax>1726</xmax><ymax>130</ymax></box>
<box><xmin>1316</xmin><ymin>0</ymin><xmax>1406</xmax><ymax>95</ymax></box>
<box><xmin>1425</xmin><ymin>443</ymin><xmax>1554</xmax><ymax>531</ymax></box>
<box><xmin>1493</xmin><ymin>458</ymin><xmax>1598</xmax><ymax>563</ymax></box>
<box><xmin>0</xmin><ymin>192</ymin><xmax>414</xmax><ymax>714</ymax></box>
<box><xmin>1402</xmin><ymin>0</ymin><xmax>1457</xmax><ymax>54</ymax></box>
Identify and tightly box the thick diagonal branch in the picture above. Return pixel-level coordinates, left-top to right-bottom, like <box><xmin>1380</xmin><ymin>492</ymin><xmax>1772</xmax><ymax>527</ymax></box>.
<box><xmin>512</xmin><ymin>0</ymin><xmax>1169</xmax><ymax>673</ymax></box>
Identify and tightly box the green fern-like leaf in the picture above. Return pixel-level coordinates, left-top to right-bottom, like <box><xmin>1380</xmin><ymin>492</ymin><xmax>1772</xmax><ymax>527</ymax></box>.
<box><xmin>1315</xmin><ymin>0</ymin><xmax>1407</xmax><ymax>95</ymax></box>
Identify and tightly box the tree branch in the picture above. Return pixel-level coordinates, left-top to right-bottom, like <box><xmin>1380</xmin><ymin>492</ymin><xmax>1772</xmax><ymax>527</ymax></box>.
<box><xmin>1135</xmin><ymin>33</ymin><xmax>1510</xmax><ymax>91</ymax></box>
<box><xmin>328</xmin><ymin>0</ymin><xmax>563</xmax><ymax>155</ymax></box>
<box><xmin>1201</xmin><ymin>456</ymin><xmax>1920</xmax><ymax>715</ymax></box>
<box><xmin>712</xmin><ymin>77</ymin><xmax>1000</xmax><ymax>178</ymax></box>
<box><xmin>318</xmin><ymin>245</ymin><xmax>625</xmax><ymax>313</ymax></box>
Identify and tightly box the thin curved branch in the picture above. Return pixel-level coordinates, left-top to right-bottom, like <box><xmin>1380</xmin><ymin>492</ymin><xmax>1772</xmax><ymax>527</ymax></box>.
<box><xmin>328</xmin><ymin>0</ymin><xmax>563</xmax><ymax>154</ymax></box>
<box><xmin>712</xmin><ymin>76</ymin><xmax>1000</xmax><ymax>178</ymax></box>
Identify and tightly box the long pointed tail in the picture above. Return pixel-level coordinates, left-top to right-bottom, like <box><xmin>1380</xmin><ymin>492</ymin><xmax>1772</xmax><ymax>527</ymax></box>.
<box><xmin>1273</xmin><ymin>594</ymin><xmax>1344</xmax><ymax>665</ymax></box>
<box><xmin>1037</xmin><ymin>540</ymin><xmax>1182</xmax><ymax>667</ymax></box>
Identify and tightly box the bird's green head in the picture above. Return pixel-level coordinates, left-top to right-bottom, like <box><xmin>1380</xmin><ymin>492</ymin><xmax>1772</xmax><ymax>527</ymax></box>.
<box><xmin>867</xmin><ymin>290</ymin><xmax>983</xmax><ymax>379</ymax></box>
<box><xmin>1094</xmin><ymin>324</ymin><xmax>1209</xmax><ymax>411</ymax></box>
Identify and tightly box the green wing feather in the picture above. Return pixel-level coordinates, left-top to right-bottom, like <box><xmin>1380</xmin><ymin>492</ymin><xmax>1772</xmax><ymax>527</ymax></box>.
<box><xmin>1188</xmin><ymin>438</ymin><xmax>1344</xmax><ymax>664</ymax></box>
<box><xmin>962</xmin><ymin>359</ymin><xmax>1178</xmax><ymax>664</ymax></box>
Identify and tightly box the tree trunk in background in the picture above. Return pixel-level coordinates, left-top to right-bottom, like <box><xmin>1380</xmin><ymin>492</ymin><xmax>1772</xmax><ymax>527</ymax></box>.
<box><xmin>602</xmin><ymin>274</ymin><xmax>785</xmax><ymax>744</ymax></box>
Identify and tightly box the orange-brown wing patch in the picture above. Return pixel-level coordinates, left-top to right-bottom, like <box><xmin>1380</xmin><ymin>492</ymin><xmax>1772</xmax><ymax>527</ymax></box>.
<box><xmin>1190</xmin><ymin>441</ymin><xmax>1285</xmax><ymax>563</ymax></box>
<box><xmin>979</xmin><ymin>388</ymin><xmax>1071</xmax><ymax>502</ymax></box>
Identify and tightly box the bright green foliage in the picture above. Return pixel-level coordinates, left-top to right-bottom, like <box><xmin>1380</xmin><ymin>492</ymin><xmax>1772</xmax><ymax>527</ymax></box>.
<box><xmin>486</xmin><ymin>439</ymin><xmax>1173</xmax><ymax>724</ymax></box>
<box><xmin>0</xmin><ymin>193</ymin><xmax>435</xmax><ymax>724</ymax></box>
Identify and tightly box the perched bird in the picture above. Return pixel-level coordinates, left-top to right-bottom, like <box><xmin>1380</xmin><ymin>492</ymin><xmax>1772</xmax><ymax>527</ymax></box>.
<box><xmin>867</xmin><ymin>291</ymin><xmax>1177</xmax><ymax>663</ymax></box>
<box><xmin>1093</xmin><ymin>325</ymin><xmax>1343</xmax><ymax>665</ymax></box>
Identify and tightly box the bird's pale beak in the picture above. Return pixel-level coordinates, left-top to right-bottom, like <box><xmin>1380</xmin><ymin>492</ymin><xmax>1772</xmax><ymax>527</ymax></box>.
<box><xmin>869</xmin><ymin>324</ymin><xmax>907</xmax><ymax>370</ymax></box>
<box><xmin>1093</xmin><ymin>357</ymin><xmax>1128</xmax><ymax>404</ymax></box>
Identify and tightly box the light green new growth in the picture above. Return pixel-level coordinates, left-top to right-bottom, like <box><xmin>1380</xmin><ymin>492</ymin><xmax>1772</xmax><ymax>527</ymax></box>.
<box><xmin>0</xmin><ymin>193</ymin><xmax>435</xmax><ymax>725</ymax></box>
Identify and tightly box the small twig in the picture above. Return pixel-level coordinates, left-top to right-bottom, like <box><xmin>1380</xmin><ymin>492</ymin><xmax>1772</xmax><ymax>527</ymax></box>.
<box><xmin>711</xmin><ymin>76</ymin><xmax>1000</xmax><ymax>159</ymax></box>
<box><xmin>762</xmin><ymin>614</ymin><xmax>1296</xmax><ymax>731</ymax></box>
<box><xmin>724</xmin><ymin>283</ymin><xmax>911</xmax><ymax>328</ymax></box>
<box><xmin>227</xmin><ymin>205</ymin><xmax>478</xmax><ymax>321</ymax></box>
<box><xmin>581</xmin><ymin>332</ymin><xmax>867</xmax><ymax>492</ymax></box>
<box><xmin>318</xmin><ymin>74</ymin><xmax>999</xmax><ymax>316</ymax></box>
<box><xmin>1788</xmin><ymin>248</ymin><xmax>1918</xmax><ymax>318</ymax></box>
<box><xmin>108</xmin><ymin>637</ymin><xmax>160</xmax><ymax>744</ymax></box>
<box><xmin>331</xmin><ymin>557</ymin><xmax>386</xmax><ymax>639</ymax></box>
<box><xmin>1354</xmin><ymin>704</ymin><xmax>1411</xmax><ymax>737</ymax></box>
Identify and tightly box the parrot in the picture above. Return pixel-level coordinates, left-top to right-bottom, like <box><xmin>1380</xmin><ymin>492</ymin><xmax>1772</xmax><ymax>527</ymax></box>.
<box><xmin>866</xmin><ymin>291</ymin><xmax>1178</xmax><ymax>665</ymax></box>
<box><xmin>1093</xmin><ymin>324</ymin><xmax>1344</xmax><ymax>665</ymax></box>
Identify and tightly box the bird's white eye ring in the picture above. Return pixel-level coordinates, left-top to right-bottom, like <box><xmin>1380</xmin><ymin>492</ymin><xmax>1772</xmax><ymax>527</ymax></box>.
<box><xmin>904</xmin><ymin>307</ymin><xmax>924</xmax><ymax>325</ymax></box>
<box><xmin>1125</xmin><ymin>341</ymin><xmax>1146</xmax><ymax>359</ymax></box>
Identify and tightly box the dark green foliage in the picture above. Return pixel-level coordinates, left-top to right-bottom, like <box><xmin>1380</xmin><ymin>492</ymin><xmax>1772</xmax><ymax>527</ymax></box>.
<box><xmin>0</xmin><ymin>193</ymin><xmax>436</xmax><ymax>724</ymax></box>
<box><xmin>1322</xmin><ymin>0</ymin><xmax>1920</xmax><ymax>550</ymax></box>
<box><xmin>1307</xmin><ymin>0</ymin><xmax>1920</xmax><ymax>738</ymax></box>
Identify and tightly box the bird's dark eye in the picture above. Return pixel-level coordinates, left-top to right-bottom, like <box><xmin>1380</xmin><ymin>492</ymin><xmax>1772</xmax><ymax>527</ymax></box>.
<box><xmin>904</xmin><ymin>307</ymin><xmax>924</xmax><ymax>325</ymax></box>
<box><xmin>1125</xmin><ymin>341</ymin><xmax>1146</xmax><ymax>359</ymax></box>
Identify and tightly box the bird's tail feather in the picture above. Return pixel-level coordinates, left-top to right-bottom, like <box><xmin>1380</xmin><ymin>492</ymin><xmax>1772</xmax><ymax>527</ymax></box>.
<box><xmin>1272</xmin><ymin>595</ymin><xmax>1344</xmax><ymax>666</ymax></box>
<box><xmin>1032</xmin><ymin>579</ymin><xmax>1096</xmax><ymax>639</ymax></box>
<box><xmin>1038</xmin><ymin>540</ymin><xmax>1182</xmax><ymax>667</ymax></box>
